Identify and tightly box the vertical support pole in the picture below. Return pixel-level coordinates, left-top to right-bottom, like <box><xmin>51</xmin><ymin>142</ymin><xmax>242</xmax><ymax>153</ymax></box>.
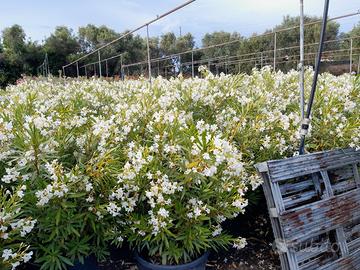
<box><xmin>225</xmin><ymin>55</ymin><xmax>228</xmax><ymax>74</ymax></box>
<box><xmin>146</xmin><ymin>24</ymin><xmax>152</xmax><ymax>85</ymax></box>
<box><xmin>179</xmin><ymin>54</ymin><xmax>182</xmax><ymax>75</ymax></box>
<box><xmin>85</xmin><ymin>66</ymin><xmax>87</xmax><ymax>78</ymax></box>
<box><xmin>98</xmin><ymin>51</ymin><xmax>102</xmax><ymax>77</ymax></box>
<box><xmin>273</xmin><ymin>32</ymin><xmax>277</xmax><ymax>71</ymax></box>
<box><xmin>299</xmin><ymin>0</ymin><xmax>305</xmax><ymax>119</ymax></box>
<box><xmin>106</xmin><ymin>59</ymin><xmax>109</xmax><ymax>77</ymax></box>
<box><xmin>62</xmin><ymin>66</ymin><xmax>66</xmax><ymax>77</ymax></box>
<box><xmin>120</xmin><ymin>54</ymin><xmax>124</xmax><ymax>81</ymax></box>
<box><xmin>76</xmin><ymin>62</ymin><xmax>79</xmax><ymax>78</ymax></box>
<box><xmin>191</xmin><ymin>51</ymin><xmax>194</xmax><ymax>78</ymax></box>
<box><xmin>349</xmin><ymin>38</ymin><xmax>353</xmax><ymax>73</ymax></box>
<box><xmin>157</xmin><ymin>61</ymin><xmax>160</xmax><ymax>77</ymax></box>
<box><xmin>45</xmin><ymin>53</ymin><xmax>50</xmax><ymax>76</ymax></box>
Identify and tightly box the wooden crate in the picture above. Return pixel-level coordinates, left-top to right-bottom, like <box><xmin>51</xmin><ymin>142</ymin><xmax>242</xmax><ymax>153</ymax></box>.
<box><xmin>255</xmin><ymin>148</ymin><xmax>360</xmax><ymax>270</ymax></box>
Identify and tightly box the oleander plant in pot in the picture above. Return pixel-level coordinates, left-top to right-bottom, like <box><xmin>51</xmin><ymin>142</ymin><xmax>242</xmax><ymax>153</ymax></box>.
<box><xmin>105</xmin><ymin>115</ymin><xmax>254</xmax><ymax>269</ymax></box>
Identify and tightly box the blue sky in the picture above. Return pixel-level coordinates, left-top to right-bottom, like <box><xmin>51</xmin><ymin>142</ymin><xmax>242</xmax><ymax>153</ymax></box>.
<box><xmin>0</xmin><ymin>0</ymin><xmax>359</xmax><ymax>45</ymax></box>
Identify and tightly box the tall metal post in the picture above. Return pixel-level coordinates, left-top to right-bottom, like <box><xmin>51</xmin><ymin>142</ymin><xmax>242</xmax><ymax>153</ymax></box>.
<box><xmin>106</xmin><ymin>60</ymin><xmax>109</xmax><ymax>77</ymax></box>
<box><xmin>349</xmin><ymin>38</ymin><xmax>353</xmax><ymax>73</ymax></box>
<box><xmin>76</xmin><ymin>62</ymin><xmax>79</xmax><ymax>78</ymax></box>
<box><xmin>62</xmin><ymin>66</ymin><xmax>65</xmax><ymax>77</ymax></box>
<box><xmin>191</xmin><ymin>51</ymin><xmax>194</xmax><ymax>78</ymax></box>
<box><xmin>157</xmin><ymin>61</ymin><xmax>160</xmax><ymax>77</ymax></box>
<box><xmin>120</xmin><ymin>54</ymin><xmax>124</xmax><ymax>81</ymax></box>
<box><xmin>98</xmin><ymin>51</ymin><xmax>102</xmax><ymax>77</ymax></box>
<box><xmin>146</xmin><ymin>24</ymin><xmax>152</xmax><ymax>84</ymax></box>
<box><xmin>85</xmin><ymin>66</ymin><xmax>87</xmax><ymax>77</ymax></box>
<box><xmin>273</xmin><ymin>32</ymin><xmax>277</xmax><ymax>71</ymax></box>
<box><xmin>45</xmin><ymin>53</ymin><xmax>50</xmax><ymax>76</ymax></box>
<box><xmin>299</xmin><ymin>0</ymin><xmax>305</xmax><ymax>119</ymax></box>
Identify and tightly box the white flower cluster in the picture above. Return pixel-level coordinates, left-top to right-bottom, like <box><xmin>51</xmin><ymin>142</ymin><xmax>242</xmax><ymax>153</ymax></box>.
<box><xmin>233</xmin><ymin>237</ymin><xmax>247</xmax><ymax>250</ymax></box>
<box><xmin>35</xmin><ymin>160</ymin><xmax>69</xmax><ymax>206</ymax></box>
<box><xmin>2</xmin><ymin>248</ymin><xmax>33</xmax><ymax>269</ymax></box>
<box><xmin>186</xmin><ymin>198</ymin><xmax>210</xmax><ymax>219</ymax></box>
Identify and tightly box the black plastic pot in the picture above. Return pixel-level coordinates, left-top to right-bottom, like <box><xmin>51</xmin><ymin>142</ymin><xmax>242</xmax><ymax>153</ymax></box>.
<box><xmin>134</xmin><ymin>252</ymin><xmax>209</xmax><ymax>270</ymax></box>
<box><xmin>67</xmin><ymin>256</ymin><xmax>99</xmax><ymax>270</ymax></box>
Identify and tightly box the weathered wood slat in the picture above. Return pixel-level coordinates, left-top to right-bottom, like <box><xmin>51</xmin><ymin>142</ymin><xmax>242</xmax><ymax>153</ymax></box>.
<box><xmin>344</xmin><ymin>222</ymin><xmax>360</xmax><ymax>240</ymax></box>
<box><xmin>296</xmin><ymin>238</ymin><xmax>331</xmax><ymax>263</ymax></box>
<box><xmin>332</xmin><ymin>180</ymin><xmax>357</xmax><ymax>195</ymax></box>
<box><xmin>348</xmin><ymin>237</ymin><xmax>360</xmax><ymax>254</ymax></box>
<box><xmin>280</xmin><ymin>189</ymin><xmax>360</xmax><ymax>243</ymax></box>
<box><xmin>328</xmin><ymin>166</ymin><xmax>354</xmax><ymax>183</ymax></box>
<box><xmin>279</xmin><ymin>179</ymin><xmax>314</xmax><ymax>196</ymax></box>
<box><xmin>267</xmin><ymin>148</ymin><xmax>360</xmax><ymax>182</ymax></box>
<box><xmin>298</xmin><ymin>254</ymin><xmax>335</xmax><ymax>270</ymax></box>
<box><xmin>316</xmin><ymin>249</ymin><xmax>360</xmax><ymax>270</ymax></box>
<box><xmin>283</xmin><ymin>190</ymin><xmax>318</xmax><ymax>210</ymax></box>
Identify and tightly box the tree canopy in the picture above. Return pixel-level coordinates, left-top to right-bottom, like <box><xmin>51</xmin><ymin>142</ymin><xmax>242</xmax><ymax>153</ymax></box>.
<box><xmin>0</xmin><ymin>15</ymin><xmax>358</xmax><ymax>87</ymax></box>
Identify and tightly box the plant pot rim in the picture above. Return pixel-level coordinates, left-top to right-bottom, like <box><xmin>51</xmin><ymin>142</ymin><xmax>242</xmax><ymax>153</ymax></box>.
<box><xmin>134</xmin><ymin>251</ymin><xmax>210</xmax><ymax>269</ymax></box>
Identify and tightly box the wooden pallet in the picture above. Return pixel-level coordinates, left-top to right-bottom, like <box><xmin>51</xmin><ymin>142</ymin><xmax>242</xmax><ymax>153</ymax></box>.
<box><xmin>255</xmin><ymin>148</ymin><xmax>360</xmax><ymax>270</ymax></box>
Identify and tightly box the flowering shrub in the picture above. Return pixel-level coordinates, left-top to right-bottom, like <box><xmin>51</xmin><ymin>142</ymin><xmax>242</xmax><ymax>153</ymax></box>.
<box><xmin>0</xmin><ymin>187</ymin><xmax>35</xmax><ymax>270</ymax></box>
<box><xmin>0</xmin><ymin>67</ymin><xmax>358</xmax><ymax>268</ymax></box>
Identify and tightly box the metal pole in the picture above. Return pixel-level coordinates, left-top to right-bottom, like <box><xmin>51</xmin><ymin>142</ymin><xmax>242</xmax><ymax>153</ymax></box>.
<box><xmin>349</xmin><ymin>38</ymin><xmax>353</xmax><ymax>73</ymax></box>
<box><xmin>299</xmin><ymin>0</ymin><xmax>330</xmax><ymax>155</ymax></box>
<box><xmin>191</xmin><ymin>51</ymin><xmax>194</xmax><ymax>78</ymax></box>
<box><xmin>98</xmin><ymin>51</ymin><xmax>102</xmax><ymax>77</ymax></box>
<box><xmin>62</xmin><ymin>66</ymin><xmax>65</xmax><ymax>77</ymax></box>
<box><xmin>76</xmin><ymin>62</ymin><xmax>79</xmax><ymax>78</ymax></box>
<box><xmin>120</xmin><ymin>54</ymin><xmax>124</xmax><ymax>80</ymax></box>
<box><xmin>273</xmin><ymin>32</ymin><xmax>277</xmax><ymax>70</ymax></box>
<box><xmin>106</xmin><ymin>60</ymin><xmax>109</xmax><ymax>77</ymax></box>
<box><xmin>45</xmin><ymin>53</ymin><xmax>49</xmax><ymax>76</ymax></box>
<box><xmin>85</xmin><ymin>66</ymin><xmax>87</xmax><ymax>77</ymax></box>
<box><xmin>146</xmin><ymin>24</ymin><xmax>152</xmax><ymax>84</ymax></box>
<box><xmin>299</xmin><ymin>0</ymin><xmax>305</xmax><ymax>119</ymax></box>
